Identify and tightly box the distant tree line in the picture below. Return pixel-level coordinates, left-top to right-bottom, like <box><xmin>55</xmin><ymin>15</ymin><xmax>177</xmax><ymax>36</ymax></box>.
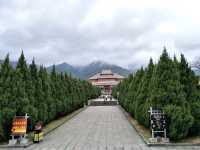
<box><xmin>0</xmin><ymin>52</ymin><xmax>100</xmax><ymax>141</ymax></box>
<box><xmin>112</xmin><ymin>48</ymin><xmax>200</xmax><ymax>140</ymax></box>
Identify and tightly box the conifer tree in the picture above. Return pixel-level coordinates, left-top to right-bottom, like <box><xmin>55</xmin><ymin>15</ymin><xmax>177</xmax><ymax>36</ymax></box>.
<box><xmin>150</xmin><ymin>48</ymin><xmax>185</xmax><ymax>107</ymax></box>
<box><xmin>135</xmin><ymin>58</ymin><xmax>154</xmax><ymax>127</ymax></box>
<box><xmin>0</xmin><ymin>52</ymin><xmax>100</xmax><ymax>141</ymax></box>
<box><xmin>16</xmin><ymin>51</ymin><xmax>28</xmax><ymax>80</ymax></box>
<box><xmin>179</xmin><ymin>54</ymin><xmax>198</xmax><ymax>102</ymax></box>
<box><xmin>30</xmin><ymin>59</ymin><xmax>38</xmax><ymax>81</ymax></box>
<box><xmin>1</xmin><ymin>108</ymin><xmax>16</xmax><ymax>140</ymax></box>
<box><xmin>113</xmin><ymin>48</ymin><xmax>199</xmax><ymax>140</ymax></box>
<box><xmin>128</xmin><ymin>68</ymin><xmax>144</xmax><ymax>116</ymax></box>
<box><xmin>12</xmin><ymin>69</ymin><xmax>29</xmax><ymax>115</ymax></box>
<box><xmin>164</xmin><ymin>105</ymin><xmax>193</xmax><ymax>140</ymax></box>
<box><xmin>0</xmin><ymin>110</ymin><xmax>4</xmax><ymax>141</ymax></box>
<box><xmin>0</xmin><ymin>55</ymin><xmax>15</xmax><ymax>140</ymax></box>
<box><xmin>0</xmin><ymin>54</ymin><xmax>13</xmax><ymax>109</ymax></box>
<box><xmin>178</xmin><ymin>55</ymin><xmax>200</xmax><ymax>135</ymax></box>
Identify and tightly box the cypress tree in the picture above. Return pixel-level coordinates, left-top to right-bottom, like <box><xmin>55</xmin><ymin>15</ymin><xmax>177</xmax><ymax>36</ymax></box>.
<box><xmin>35</xmin><ymin>67</ymin><xmax>48</xmax><ymax>123</ymax></box>
<box><xmin>16</xmin><ymin>51</ymin><xmax>28</xmax><ymax>80</ymax></box>
<box><xmin>179</xmin><ymin>54</ymin><xmax>198</xmax><ymax>102</ymax></box>
<box><xmin>113</xmin><ymin>48</ymin><xmax>198</xmax><ymax>140</ymax></box>
<box><xmin>135</xmin><ymin>58</ymin><xmax>154</xmax><ymax>127</ymax></box>
<box><xmin>30</xmin><ymin>59</ymin><xmax>38</xmax><ymax>81</ymax></box>
<box><xmin>0</xmin><ymin>54</ymin><xmax>15</xmax><ymax>140</ymax></box>
<box><xmin>0</xmin><ymin>52</ymin><xmax>100</xmax><ymax>142</ymax></box>
<box><xmin>0</xmin><ymin>110</ymin><xmax>4</xmax><ymax>141</ymax></box>
<box><xmin>128</xmin><ymin>68</ymin><xmax>144</xmax><ymax>117</ymax></box>
<box><xmin>14</xmin><ymin>52</ymin><xmax>30</xmax><ymax>115</ymax></box>
<box><xmin>1</xmin><ymin>108</ymin><xmax>16</xmax><ymax>140</ymax></box>
<box><xmin>12</xmin><ymin>69</ymin><xmax>29</xmax><ymax>115</ymax></box>
<box><xmin>149</xmin><ymin>49</ymin><xmax>193</xmax><ymax>139</ymax></box>
<box><xmin>164</xmin><ymin>105</ymin><xmax>193</xmax><ymax>140</ymax></box>
<box><xmin>178</xmin><ymin>54</ymin><xmax>200</xmax><ymax>135</ymax></box>
<box><xmin>0</xmin><ymin>54</ymin><xmax>13</xmax><ymax>109</ymax></box>
<box><xmin>150</xmin><ymin>48</ymin><xmax>185</xmax><ymax>107</ymax></box>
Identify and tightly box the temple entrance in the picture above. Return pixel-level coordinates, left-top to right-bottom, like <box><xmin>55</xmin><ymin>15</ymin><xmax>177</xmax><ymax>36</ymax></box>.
<box><xmin>102</xmin><ymin>85</ymin><xmax>112</xmax><ymax>95</ymax></box>
<box><xmin>88</xmin><ymin>69</ymin><xmax>124</xmax><ymax>95</ymax></box>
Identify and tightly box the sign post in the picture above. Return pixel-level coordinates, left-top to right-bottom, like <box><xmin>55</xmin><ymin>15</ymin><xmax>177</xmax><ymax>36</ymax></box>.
<box><xmin>9</xmin><ymin>113</ymin><xmax>30</xmax><ymax>145</ymax></box>
<box><xmin>148</xmin><ymin>107</ymin><xmax>169</xmax><ymax>143</ymax></box>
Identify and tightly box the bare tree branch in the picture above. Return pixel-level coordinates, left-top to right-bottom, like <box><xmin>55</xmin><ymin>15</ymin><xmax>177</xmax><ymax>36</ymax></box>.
<box><xmin>192</xmin><ymin>57</ymin><xmax>200</xmax><ymax>71</ymax></box>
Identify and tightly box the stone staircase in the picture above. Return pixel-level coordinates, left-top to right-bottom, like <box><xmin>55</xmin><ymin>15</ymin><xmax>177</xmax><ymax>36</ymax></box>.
<box><xmin>74</xmin><ymin>144</ymin><xmax>147</xmax><ymax>150</ymax></box>
<box><xmin>98</xmin><ymin>145</ymin><xmax>146</xmax><ymax>150</ymax></box>
<box><xmin>88</xmin><ymin>99</ymin><xmax>118</xmax><ymax>106</ymax></box>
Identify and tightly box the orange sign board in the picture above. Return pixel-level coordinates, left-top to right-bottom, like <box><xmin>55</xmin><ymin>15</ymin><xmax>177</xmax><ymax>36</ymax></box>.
<box><xmin>11</xmin><ymin>117</ymin><xmax>27</xmax><ymax>135</ymax></box>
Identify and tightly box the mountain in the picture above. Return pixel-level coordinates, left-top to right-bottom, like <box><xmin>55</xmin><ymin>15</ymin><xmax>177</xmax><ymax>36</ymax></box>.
<box><xmin>47</xmin><ymin>61</ymin><xmax>131</xmax><ymax>79</ymax></box>
<box><xmin>79</xmin><ymin>61</ymin><xmax>131</xmax><ymax>79</ymax></box>
<box><xmin>47</xmin><ymin>62</ymin><xmax>78</xmax><ymax>76</ymax></box>
<box><xmin>0</xmin><ymin>59</ymin><xmax>132</xmax><ymax>79</ymax></box>
<box><xmin>1</xmin><ymin>59</ymin><xmax>199</xmax><ymax>78</ymax></box>
<box><xmin>0</xmin><ymin>60</ymin><xmax>18</xmax><ymax>68</ymax></box>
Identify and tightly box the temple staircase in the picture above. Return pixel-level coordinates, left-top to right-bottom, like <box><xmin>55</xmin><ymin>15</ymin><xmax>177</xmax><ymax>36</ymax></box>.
<box><xmin>88</xmin><ymin>98</ymin><xmax>118</xmax><ymax>106</ymax></box>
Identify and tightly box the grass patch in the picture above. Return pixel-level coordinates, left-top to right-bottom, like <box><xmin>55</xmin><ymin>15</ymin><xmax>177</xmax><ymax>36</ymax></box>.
<box><xmin>28</xmin><ymin>106</ymin><xmax>86</xmax><ymax>141</ymax></box>
<box><xmin>129</xmin><ymin>115</ymin><xmax>200</xmax><ymax>144</ymax></box>
<box><xmin>128</xmin><ymin>116</ymin><xmax>151</xmax><ymax>140</ymax></box>
<box><xmin>120</xmin><ymin>106</ymin><xmax>200</xmax><ymax>145</ymax></box>
<box><xmin>44</xmin><ymin>107</ymin><xmax>86</xmax><ymax>135</ymax></box>
<box><xmin>176</xmin><ymin>136</ymin><xmax>200</xmax><ymax>144</ymax></box>
<box><xmin>0</xmin><ymin>106</ymin><xmax>86</xmax><ymax>148</ymax></box>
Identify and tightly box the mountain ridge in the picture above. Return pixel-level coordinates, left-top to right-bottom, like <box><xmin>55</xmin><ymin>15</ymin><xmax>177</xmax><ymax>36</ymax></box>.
<box><xmin>0</xmin><ymin>59</ymin><xmax>132</xmax><ymax>79</ymax></box>
<box><xmin>1</xmin><ymin>59</ymin><xmax>199</xmax><ymax>79</ymax></box>
<box><xmin>47</xmin><ymin>61</ymin><xmax>132</xmax><ymax>79</ymax></box>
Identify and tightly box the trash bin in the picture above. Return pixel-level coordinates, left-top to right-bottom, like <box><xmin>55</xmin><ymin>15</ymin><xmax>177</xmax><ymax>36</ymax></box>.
<box><xmin>33</xmin><ymin>122</ymin><xmax>44</xmax><ymax>143</ymax></box>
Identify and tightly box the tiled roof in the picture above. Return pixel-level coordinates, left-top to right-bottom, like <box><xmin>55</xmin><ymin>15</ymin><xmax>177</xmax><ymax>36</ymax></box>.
<box><xmin>89</xmin><ymin>72</ymin><xmax>124</xmax><ymax>80</ymax></box>
<box><xmin>91</xmin><ymin>80</ymin><xmax>120</xmax><ymax>86</ymax></box>
<box><xmin>101</xmin><ymin>70</ymin><xmax>113</xmax><ymax>75</ymax></box>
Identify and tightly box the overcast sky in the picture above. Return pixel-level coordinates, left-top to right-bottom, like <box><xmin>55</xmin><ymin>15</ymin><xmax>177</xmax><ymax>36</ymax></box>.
<box><xmin>0</xmin><ymin>0</ymin><xmax>200</xmax><ymax>68</ymax></box>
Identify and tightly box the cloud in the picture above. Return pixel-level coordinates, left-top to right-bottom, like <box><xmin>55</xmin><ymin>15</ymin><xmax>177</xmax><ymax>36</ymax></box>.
<box><xmin>0</xmin><ymin>0</ymin><xmax>200</xmax><ymax>67</ymax></box>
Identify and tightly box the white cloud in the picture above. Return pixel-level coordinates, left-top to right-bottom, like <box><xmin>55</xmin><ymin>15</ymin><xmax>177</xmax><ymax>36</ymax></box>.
<box><xmin>0</xmin><ymin>0</ymin><xmax>200</xmax><ymax>67</ymax></box>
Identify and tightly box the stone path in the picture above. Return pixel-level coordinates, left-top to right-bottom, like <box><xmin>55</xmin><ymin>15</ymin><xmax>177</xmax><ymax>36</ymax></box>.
<box><xmin>13</xmin><ymin>105</ymin><xmax>200</xmax><ymax>150</ymax></box>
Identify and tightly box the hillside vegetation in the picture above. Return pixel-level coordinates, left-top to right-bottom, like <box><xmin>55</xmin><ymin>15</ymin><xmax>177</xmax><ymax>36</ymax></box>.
<box><xmin>47</xmin><ymin>61</ymin><xmax>131</xmax><ymax>79</ymax></box>
<box><xmin>112</xmin><ymin>48</ymin><xmax>200</xmax><ymax>140</ymax></box>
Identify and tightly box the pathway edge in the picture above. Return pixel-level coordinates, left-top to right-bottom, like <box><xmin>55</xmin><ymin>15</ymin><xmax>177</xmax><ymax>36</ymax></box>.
<box><xmin>119</xmin><ymin>105</ymin><xmax>200</xmax><ymax>147</ymax></box>
<box><xmin>0</xmin><ymin>106</ymin><xmax>88</xmax><ymax>149</ymax></box>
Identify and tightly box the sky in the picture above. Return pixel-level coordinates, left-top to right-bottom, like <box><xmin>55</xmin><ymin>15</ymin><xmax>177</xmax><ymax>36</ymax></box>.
<box><xmin>0</xmin><ymin>0</ymin><xmax>200</xmax><ymax>68</ymax></box>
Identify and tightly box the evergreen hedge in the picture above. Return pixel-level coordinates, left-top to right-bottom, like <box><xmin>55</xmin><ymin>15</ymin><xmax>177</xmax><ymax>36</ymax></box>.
<box><xmin>112</xmin><ymin>48</ymin><xmax>200</xmax><ymax>140</ymax></box>
<box><xmin>0</xmin><ymin>52</ymin><xmax>100</xmax><ymax>141</ymax></box>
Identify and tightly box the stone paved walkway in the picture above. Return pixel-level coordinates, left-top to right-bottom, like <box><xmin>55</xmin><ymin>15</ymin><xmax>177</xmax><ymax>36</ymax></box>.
<box><xmin>15</xmin><ymin>105</ymin><xmax>200</xmax><ymax>150</ymax></box>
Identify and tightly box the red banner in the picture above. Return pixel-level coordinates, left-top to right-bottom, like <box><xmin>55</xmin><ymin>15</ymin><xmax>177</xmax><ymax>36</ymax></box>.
<box><xmin>11</xmin><ymin>117</ymin><xmax>27</xmax><ymax>135</ymax></box>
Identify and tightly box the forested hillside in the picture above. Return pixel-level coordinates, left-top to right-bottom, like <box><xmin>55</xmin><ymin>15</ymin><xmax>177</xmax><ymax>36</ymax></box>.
<box><xmin>47</xmin><ymin>61</ymin><xmax>131</xmax><ymax>79</ymax></box>
<box><xmin>0</xmin><ymin>52</ymin><xmax>100</xmax><ymax>141</ymax></box>
<box><xmin>112</xmin><ymin>48</ymin><xmax>200</xmax><ymax>140</ymax></box>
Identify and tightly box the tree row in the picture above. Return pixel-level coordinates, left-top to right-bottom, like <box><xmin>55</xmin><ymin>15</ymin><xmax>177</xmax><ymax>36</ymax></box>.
<box><xmin>112</xmin><ymin>48</ymin><xmax>200</xmax><ymax>140</ymax></box>
<box><xmin>0</xmin><ymin>52</ymin><xmax>100</xmax><ymax>141</ymax></box>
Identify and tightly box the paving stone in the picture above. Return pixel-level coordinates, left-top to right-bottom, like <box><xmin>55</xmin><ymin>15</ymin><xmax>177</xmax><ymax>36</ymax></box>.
<box><xmin>15</xmin><ymin>102</ymin><xmax>200</xmax><ymax>150</ymax></box>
